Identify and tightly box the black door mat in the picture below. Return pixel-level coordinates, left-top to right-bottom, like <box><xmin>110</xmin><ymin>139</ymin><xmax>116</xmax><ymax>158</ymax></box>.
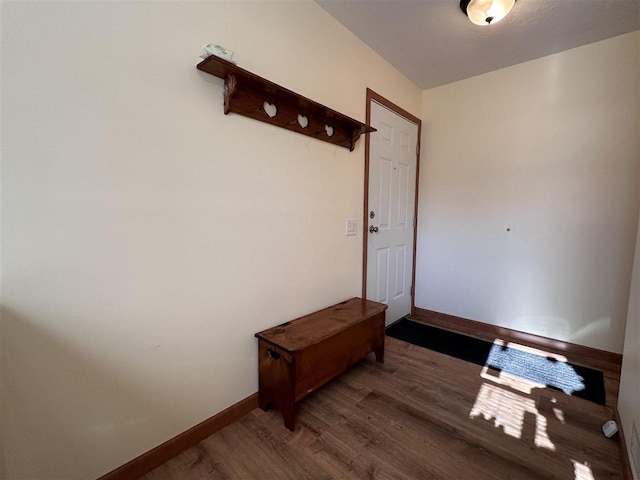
<box><xmin>386</xmin><ymin>318</ymin><xmax>606</xmax><ymax>405</ymax></box>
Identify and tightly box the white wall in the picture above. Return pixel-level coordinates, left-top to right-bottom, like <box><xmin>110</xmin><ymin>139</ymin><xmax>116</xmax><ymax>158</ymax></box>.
<box><xmin>416</xmin><ymin>32</ymin><xmax>640</xmax><ymax>354</ymax></box>
<box><xmin>619</xmin><ymin>208</ymin><xmax>640</xmax><ymax>480</ymax></box>
<box><xmin>617</xmin><ymin>32</ymin><xmax>640</xmax><ymax>480</ymax></box>
<box><xmin>0</xmin><ymin>2</ymin><xmax>421</xmax><ymax>479</ymax></box>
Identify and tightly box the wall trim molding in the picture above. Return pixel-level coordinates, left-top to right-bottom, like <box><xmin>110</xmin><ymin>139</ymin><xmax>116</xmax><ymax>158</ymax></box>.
<box><xmin>97</xmin><ymin>393</ymin><xmax>258</xmax><ymax>480</ymax></box>
<box><xmin>411</xmin><ymin>307</ymin><xmax>622</xmax><ymax>371</ymax></box>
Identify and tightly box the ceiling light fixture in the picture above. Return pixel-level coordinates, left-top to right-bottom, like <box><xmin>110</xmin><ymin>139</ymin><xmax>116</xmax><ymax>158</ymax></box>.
<box><xmin>460</xmin><ymin>0</ymin><xmax>516</xmax><ymax>26</ymax></box>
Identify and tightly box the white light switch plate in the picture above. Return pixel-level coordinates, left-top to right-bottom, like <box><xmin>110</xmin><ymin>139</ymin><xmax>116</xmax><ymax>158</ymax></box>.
<box><xmin>346</xmin><ymin>218</ymin><xmax>357</xmax><ymax>236</ymax></box>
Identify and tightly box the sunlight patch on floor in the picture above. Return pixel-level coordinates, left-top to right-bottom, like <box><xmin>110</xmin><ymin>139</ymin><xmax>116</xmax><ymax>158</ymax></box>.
<box><xmin>467</xmin><ymin>338</ymin><xmax>577</xmax><ymax>451</ymax></box>
<box><xmin>552</xmin><ymin>405</ymin><xmax>565</xmax><ymax>424</ymax></box>
<box><xmin>572</xmin><ymin>460</ymin><xmax>595</xmax><ymax>480</ymax></box>
<box><xmin>480</xmin><ymin>363</ymin><xmax>544</xmax><ymax>394</ymax></box>
<box><xmin>484</xmin><ymin>339</ymin><xmax>586</xmax><ymax>396</ymax></box>
<box><xmin>491</xmin><ymin>338</ymin><xmax>568</xmax><ymax>361</ymax></box>
<box><xmin>469</xmin><ymin>383</ymin><xmax>555</xmax><ymax>450</ymax></box>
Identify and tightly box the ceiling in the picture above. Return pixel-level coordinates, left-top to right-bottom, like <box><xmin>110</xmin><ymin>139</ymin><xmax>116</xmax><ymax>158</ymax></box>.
<box><xmin>315</xmin><ymin>0</ymin><xmax>640</xmax><ymax>90</ymax></box>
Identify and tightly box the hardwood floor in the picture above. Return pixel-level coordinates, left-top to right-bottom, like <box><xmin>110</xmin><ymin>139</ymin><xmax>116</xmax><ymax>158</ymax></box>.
<box><xmin>141</xmin><ymin>336</ymin><xmax>623</xmax><ymax>480</ymax></box>
<box><xmin>408</xmin><ymin>312</ymin><xmax>622</xmax><ymax>409</ymax></box>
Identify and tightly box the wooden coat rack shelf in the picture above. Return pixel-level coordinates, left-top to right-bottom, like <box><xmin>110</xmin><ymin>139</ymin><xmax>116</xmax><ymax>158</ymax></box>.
<box><xmin>196</xmin><ymin>56</ymin><xmax>376</xmax><ymax>151</ymax></box>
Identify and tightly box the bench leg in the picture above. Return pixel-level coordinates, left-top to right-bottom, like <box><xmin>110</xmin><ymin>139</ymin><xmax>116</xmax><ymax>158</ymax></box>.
<box><xmin>258</xmin><ymin>392</ymin><xmax>271</xmax><ymax>412</ymax></box>
<box><xmin>374</xmin><ymin>343</ymin><xmax>385</xmax><ymax>363</ymax></box>
<box><xmin>281</xmin><ymin>399</ymin><xmax>296</xmax><ymax>431</ymax></box>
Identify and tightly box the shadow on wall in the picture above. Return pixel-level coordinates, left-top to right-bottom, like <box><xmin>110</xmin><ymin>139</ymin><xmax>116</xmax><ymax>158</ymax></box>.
<box><xmin>567</xmin><ymin>318</ymin><xmax>614</xmax><ymax>346</ymax></box>
<box><xmin>509</xmin><ymin>316</ymin><xmax>613</xmax><ymax>350</ymax></box>
<box><xmin>0</xmin><ymin>306</ymin><xmax>177</xmax><ymax>480</ymax></box>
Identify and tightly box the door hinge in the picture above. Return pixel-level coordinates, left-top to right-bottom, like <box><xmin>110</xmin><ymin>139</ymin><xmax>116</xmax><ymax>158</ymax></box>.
<box><xmin>410</xmin><ymin>285</ymin><xmax>414</xmax><ymax>296</ymax></box>
<box><xmin>413</xmin><ymin>217</ymin><xmax>417</xmax><ymax>228</ymax></box>
<box><xmin>416</xmin><ymin>143</ymin><xmax>420</xmax><ymax>156</ymax></box>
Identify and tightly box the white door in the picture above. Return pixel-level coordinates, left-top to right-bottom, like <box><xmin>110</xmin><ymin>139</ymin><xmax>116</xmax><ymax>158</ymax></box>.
<box><xmin>366</xmin><ymin>101</ymin><xmax>419</xmax><ymax>325</ymax></box>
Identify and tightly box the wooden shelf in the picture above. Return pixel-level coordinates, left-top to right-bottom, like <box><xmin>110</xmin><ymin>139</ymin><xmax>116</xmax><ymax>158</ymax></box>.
<box><xmin>196</xmin><ymin>55</ymin><xmax>376</xmax><ymax>151</ymax></box>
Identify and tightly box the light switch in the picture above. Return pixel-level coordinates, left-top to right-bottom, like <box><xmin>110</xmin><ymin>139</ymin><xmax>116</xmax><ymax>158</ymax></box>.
<box><xmin>346</xmin><ymin>218</ymin><xmax>357</xmax><ymax>236</ymax></box>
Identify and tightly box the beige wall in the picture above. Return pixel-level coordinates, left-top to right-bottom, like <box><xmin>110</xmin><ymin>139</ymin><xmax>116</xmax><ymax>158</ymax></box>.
<box><xmin>417</xmin><ymin>32</ymin><xmax>640</xmax><ymax>354</ymax></box>
<box><xmin>617</xmin><ymin>32</ymin><xmax>640</xmax><ymax>480</ymax></box>
<box><xmin>619</xmin><ymin>208</ymin><xmax>640</xmax><ymax>480</ymax></box>
<box><xmin>0</xmin><ymin>2</ymin><xmax>421</xmax><ymax>479</ymax></box>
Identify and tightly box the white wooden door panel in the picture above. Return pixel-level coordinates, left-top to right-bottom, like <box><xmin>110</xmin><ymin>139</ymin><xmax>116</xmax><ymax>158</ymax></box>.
<box><xmin>376</xmin><ymin>247</ymin><xmax>389</xmax><ymax>303</ymax></box>
<box><xmin>366</xmin><ymin>101</ymin><xmax>418</xmax><ymax>325</ymax></box>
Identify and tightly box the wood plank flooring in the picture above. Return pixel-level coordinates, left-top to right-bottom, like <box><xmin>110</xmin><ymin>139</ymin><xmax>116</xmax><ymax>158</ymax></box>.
<box><xmin>407</xmin><ymin>313</ymin><xmax>622</xmax><ymax>409</ymax></box>
<box><xmin>141</xmin><ymin>336</ymin><xmax>623</xmax><ymax>480</ymax></box>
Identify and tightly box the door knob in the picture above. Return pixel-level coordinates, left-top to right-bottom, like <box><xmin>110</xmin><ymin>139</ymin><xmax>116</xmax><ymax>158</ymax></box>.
<box><xmin>369</xmin><ymin>225</ymin><xmax>379</xmax><ymax>233</ymax></box>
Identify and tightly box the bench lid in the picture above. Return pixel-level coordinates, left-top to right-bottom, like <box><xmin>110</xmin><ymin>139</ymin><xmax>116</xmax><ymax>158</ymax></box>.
<box><xmin>254</xmin><ymin>297</ymin><xmax>387</xmax><ymax>352</ymax></box>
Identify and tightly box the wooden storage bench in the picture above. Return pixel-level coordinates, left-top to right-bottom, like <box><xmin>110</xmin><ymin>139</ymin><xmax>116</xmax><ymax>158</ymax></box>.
<box><xmin>254</xmin><ymin>297</ymin><xmax>387</xmax><ymax>430</ymax></box>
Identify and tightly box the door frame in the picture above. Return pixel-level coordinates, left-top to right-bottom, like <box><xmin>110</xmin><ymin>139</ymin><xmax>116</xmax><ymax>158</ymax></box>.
<box><xmin>362</xmin><ymin>88</ymin><xmax>422</xmax><ymax>315</ymax></box>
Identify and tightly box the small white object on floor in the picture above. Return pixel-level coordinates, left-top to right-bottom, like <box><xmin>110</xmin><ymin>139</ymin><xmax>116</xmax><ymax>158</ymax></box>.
<box><xmin>199</xmin><ymin>43</ymin><xmax>235</xmax><ymax>63</ymax></box>
<box><xmin>602</xmin><ymin>420</ymin><xmax>618</xmax><ymax>438</ymax></box>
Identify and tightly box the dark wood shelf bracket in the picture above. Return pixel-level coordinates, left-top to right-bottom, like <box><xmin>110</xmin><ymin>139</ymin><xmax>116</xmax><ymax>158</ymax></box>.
<box><xmin>197</xmin><ymin>56</ymin><xmax>376</xmax><ymax>151</ymax></box>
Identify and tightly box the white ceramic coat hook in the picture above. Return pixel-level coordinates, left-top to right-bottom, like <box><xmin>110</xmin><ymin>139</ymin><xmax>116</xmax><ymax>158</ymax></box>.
<box><xmin>297</xmin><ymin>114</ymin><xmax>309</xmax><ymax>129</ymax></box>
<box><xmin>263</xmin><ymin>101</ymin><xmax>278</xmax><ymax>118</ymax></box>
<box><xmin>325</xmin><ymin>124</ymin><xmax>334</xmax><ymax>137</ymax></box>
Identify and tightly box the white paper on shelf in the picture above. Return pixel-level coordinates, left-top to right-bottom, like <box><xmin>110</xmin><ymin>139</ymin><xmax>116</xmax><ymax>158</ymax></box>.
<box><xmin>199</xmin><ymin>43</ymin><xmax>236</xmax><ymax>63</ymax></box>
